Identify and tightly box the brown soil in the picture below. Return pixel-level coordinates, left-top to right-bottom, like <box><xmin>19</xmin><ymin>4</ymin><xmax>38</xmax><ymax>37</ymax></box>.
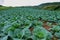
<box><xmin>29</xmin><ymin>20</ymin><xmax>58</xmax><ymax>40</ymax></box>
<box><xmin>43</xmin><ymin>21</ymin><xmax>50</xmax><ymax>31</ymax></box>
<box><xmin>52</xmin><ymin>36</ymin><xmax>58</xmax><ymax>40</ymax></box>
<box><xmin>43</xmin><ymin>21</ymin><xmax>58</xmax><ymax>40</ymax></box>
<box><xmin>29</xmin><ymin>27</ymin><xmax>33</xmax><ymax>32</ymax></box>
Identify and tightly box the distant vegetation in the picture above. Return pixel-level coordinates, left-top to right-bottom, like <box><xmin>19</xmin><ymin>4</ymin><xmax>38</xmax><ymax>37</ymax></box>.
<box><xmin>0</xmin><ymin>5</ymin><xmax>3</xmax><ymax>7</ymax></box>
<box><xmin>0</xmin><ymin>2</ymin><xmax>60</xmax><ymax>11</ymax></box>
<box><xmin>39</xmin><ymin>2</ymin><xmax>60</xmax><ymax>11</ymax></box>
<box><xmin>0</xmin><ymin>5</ymin><xmax>12</xmax><ymax>11</ymax></box>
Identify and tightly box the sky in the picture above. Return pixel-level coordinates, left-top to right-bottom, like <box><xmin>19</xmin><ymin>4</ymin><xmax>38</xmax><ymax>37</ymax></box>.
<box><xmin>0</xmin><ymin>0</ymin><xmax>60</xmax><ymax>6</ymax></box>
<box><xmin>0</xmin><ymin>0</ymin><xmax>3</xmax><ymax>5</ymax></box>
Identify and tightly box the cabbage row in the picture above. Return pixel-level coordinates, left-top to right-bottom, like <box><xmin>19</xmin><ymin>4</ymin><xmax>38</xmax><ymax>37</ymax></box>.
<box><xmin>0</xmin><ymin>8</ymin><xmax>60</xmax><ymax>40</ymax></box>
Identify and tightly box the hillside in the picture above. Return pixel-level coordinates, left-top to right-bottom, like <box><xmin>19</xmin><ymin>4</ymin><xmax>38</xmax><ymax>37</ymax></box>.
<box><xmin>0</xmin><ymin>2</ymin><xmax>60</xmax><ymax>11</ymax></box>
<box><xmin>0</xmin><ymin>5</ymin><xmax>13</xmax><ymax>11</ymax></box>
<box><xmin>17</xmin><ymin>2</ymin><xmax>60</xmax><ymax>11</ymax></box>
<box><xmin>39</xmin><ymin>2</ymin><xmax>60</xmax><ymax>11</ymax></box>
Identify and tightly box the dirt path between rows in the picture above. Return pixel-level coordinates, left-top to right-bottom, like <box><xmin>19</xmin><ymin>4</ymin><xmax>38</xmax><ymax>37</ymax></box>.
<box><xmin>43</xmin><ymin>21</ymin><xmax>57</xmax><ymax>40</ymax></box>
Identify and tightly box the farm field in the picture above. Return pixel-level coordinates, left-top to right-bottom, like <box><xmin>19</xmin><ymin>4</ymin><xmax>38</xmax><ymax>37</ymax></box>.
<box><xmin>0</xmin><ymin>7</ymin><xmax>60</xmax><ymax>40</ymax></box>
<box><xmin>0</xmin><ymin>2</ymin><xmax>60</xmax><ymax>40</ymax></box>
